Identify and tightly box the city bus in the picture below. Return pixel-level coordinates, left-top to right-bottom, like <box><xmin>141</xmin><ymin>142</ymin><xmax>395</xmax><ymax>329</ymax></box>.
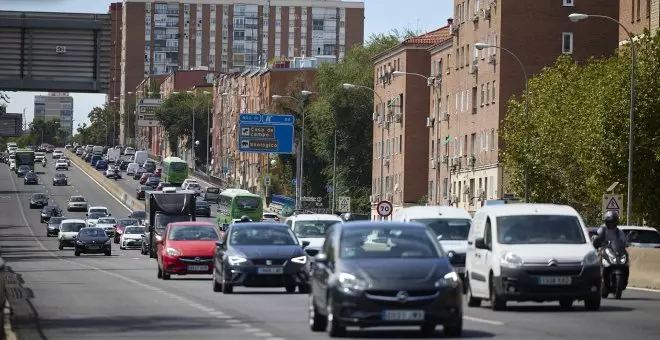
<box><xmin>161</xmin><ymin>156</ymin><xmax>189</xmax><ymax>186</ymax></box>
<box><xmin>14</xmin><ymin>149</ymin><xmax>36</xmax><ymax>171</ymax></box>
<box><xmin>216</xmin><ymin>188</ymin><xmax>263</xmax><ymax>227</ymax></box>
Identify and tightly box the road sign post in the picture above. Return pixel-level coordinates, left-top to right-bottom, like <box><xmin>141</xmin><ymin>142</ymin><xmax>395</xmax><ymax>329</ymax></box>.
<box><xmin>376</xmin><ymin>200</ymin><xmax>393</xmax><ymax>219</ymax></box>
<box><xmin>238</xmin><ymin>113</ymin><xmax>295</xmax><ymax>154</ymax></box>
<box><xmin>338</xmin><ymin>196</ymin><xmax>351</xmax><ymax>213</ymax></box>
<box><xmin>602</xmin><ymin>194</ymin><xmax>622</xmax><ymax>218</ymax></box>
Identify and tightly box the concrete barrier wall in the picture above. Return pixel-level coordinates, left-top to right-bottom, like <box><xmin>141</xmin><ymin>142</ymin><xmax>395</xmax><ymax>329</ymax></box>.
<box><xmin>64</xmin><ymin>150</ymin><xmax>144</xmax><ymax>212</ymax></box>
<box><xmin>628</xmin><ymin>248</ymin><xmax>660</xmax><ymax>290</ymax></box>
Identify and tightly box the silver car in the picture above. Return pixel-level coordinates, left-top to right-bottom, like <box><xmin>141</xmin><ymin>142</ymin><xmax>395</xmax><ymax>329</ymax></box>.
<box><xmin>96</xmin><ymin>217</ymin><xmax>117</xmax><ymax>237</ymax></box>
<box><xmin>67</xmin><ymin>196</ymin><xmax>88</xmax><ymax>212</ymax></box>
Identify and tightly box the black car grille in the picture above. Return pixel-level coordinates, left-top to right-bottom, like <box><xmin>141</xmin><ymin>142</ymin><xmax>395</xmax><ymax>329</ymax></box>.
<box><xmin>366</xmin><ymin>290</ymin><xmax>438</xmax><ymax>297</ymax></box>
<box><xmin>179</xmin><ymin>256</ymin><xmax>213</xmax><ymax>263</ymax></box>
<box><xmin>251</xmin><ymin>259</ymin><xmax>287</xmax><ymax>265</ymax></box>
<box><xmin>305</xmin><ymin>248</ymin><xmax>319</xmax><ymax>256</ymax></box>
<box><xmin>525</xmin><ymin>268</ymin><xmax>583</xmax><ymax>276</ymax></box>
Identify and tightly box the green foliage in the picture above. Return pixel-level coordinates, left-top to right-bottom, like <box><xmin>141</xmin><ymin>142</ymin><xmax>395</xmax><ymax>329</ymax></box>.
<box><xmin>0</xmin><ymin>92</ymin><xmax>9</xmax><ymax>114</ymax></box>
<box><xmin>4</xmin><ymin>118</ymin><xmax>68</xmax><ymax>147</ymax></box>
<box><xmin>502</xmin><ymin>31</ymin><xmax>660</xmax><ymax>226</ymax></box>
<box><xmin>154</xmin><ymin>92</ymin><xmax>212</xmax><ymax>165</ymax></box>
<box><xmin>71</xmin><ymin>104</ymin><xmax>120</xmax><ymax>146</ymax></box>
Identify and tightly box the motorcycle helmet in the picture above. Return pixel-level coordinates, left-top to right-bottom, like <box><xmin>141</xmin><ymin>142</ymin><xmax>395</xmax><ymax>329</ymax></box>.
<box><xmin>604</xmin><ymin>210</ymin><xmax>619</xmax><ymax>228</ymax></box>
<box><xmin>239</xmin><ymin>215</ymin><xmax>252</xmax><ymax>223</ymax></box>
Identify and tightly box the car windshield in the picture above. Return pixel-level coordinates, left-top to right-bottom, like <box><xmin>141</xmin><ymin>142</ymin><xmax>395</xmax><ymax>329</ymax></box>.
<box><xmin>60</xmin><ymin>223</ymin><xmax>85</xmax><ymax>232</ymax></box>
<box><xmin>626</xmin><ymin>230</ymin><xmax>660</xmax><ymax>244</ymax></box>
<box><xmin>229</xmin><ymin>227</ymin><xmax>297</xmax><ymax>246</ymax></box>
<box><xmin>118</xmin><ymin>219</ymin><xmax>139</xmax><ymax>226</ymax></box>
<box><xmin>80</xmin><ymin>228</ymin><xmax>106</xmax><ymax>237</ymax></box>
<box><xmin>26</xmin><ymin>173</ymin><xmax>37</xmax><ymax>178</ymax></box>
<box><xmin>411</xmin><ymin>218</ymin><xmax>471</xmax><ymax>241</ymax></box>
<box><xmin>496</xmin><ymin>215</ymin><xmax>586</xmax><ymax>245</ymax></box>
<box><xmin>18</xmin><ymin>165</ymin><xmax>29</xmax><ymax>171</ymax></box>
<box><xmin>125</xmin><ymin>226</ymin><xmax>145</xmax><ymax>234</ymax></box>
<box><xmin>98</xmin><ymin>218</ymin><xmax>116</xmax><ymax>224</ymax></box>
<box><xmin>207</xmin><ymin>188</ymin><xmax>219</xmax><ymax>193</ymax></box>
<box><xmin>339</xmin><ymin>226</ymin><xmax>440</xmax><ymax>259</ymax></box>
<box><xmin>49</xmin><ymin>217</ymin><xmax>66</xmax><ymax>225</ymax></box>
<box><xmin>293</xmin><ymin>220</ymin><xmax>337</xmax><ymax>238</ymax></box>
<box><xmin>89</xmin><ymin>209</ymin><xmax>107</xmax><ymax>214</ymax></box>
<box><xmin>33</xmin><ymin>194</ymin><xmax>47</xmax><ymax>200</ymax></box>
<box><xmin>43</xmin><ymin>205</ymin><xmax>58</xmax><ymax>212</ymax></box>
<box><xmin>130</xmin><ymin>211</ymin><xmax>146</xmax><ymax>219</ymax></box>
<box><xmin>70</xmin><ymin>197</ymin><xmax>85</xmax><ymax>202</ymax></box>
<box><xmin>55</xmin><ymin>173</ymin><xmax>66</xmax><ymax>178</ymax></box>
<box><xmin>196</xmin><ymin>201</ymin><xmax>209</xmax><ymax>207</ymax></box>
<box><xmin>168</xmin><ymin>225</ymin><xmax>219</xmax><ymax>241</ymax></box>
<box><xmin>88</xmin><ymin>213</ymin><xmax>106</xmax><ymax>219</ymax></box>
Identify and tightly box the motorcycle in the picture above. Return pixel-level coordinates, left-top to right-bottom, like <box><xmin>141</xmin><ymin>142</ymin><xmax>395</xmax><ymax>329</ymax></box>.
<box><xmin>600</xmin><ymin>239</ymin><xmax>629</xmax><ymax>299</ymax></box>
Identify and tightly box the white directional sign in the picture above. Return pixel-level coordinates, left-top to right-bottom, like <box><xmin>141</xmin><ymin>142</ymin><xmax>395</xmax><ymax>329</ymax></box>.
<box><xmin>376</xmin><ymin>200</ymin><xmax>393</xmax><ymax>217</ymax></box>
<box><xmin>602</xmin><ymin>194</ymin><xmax>622</xmax><ymax>217</ymax></box>
<box><xmin>338</xmin><ymin>196</ymin><xmax>351</xmax><ymax>212</ymax></box>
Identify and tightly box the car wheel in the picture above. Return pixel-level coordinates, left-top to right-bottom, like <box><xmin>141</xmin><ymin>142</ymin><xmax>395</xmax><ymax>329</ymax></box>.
<box><xmin>420</xmin><ymin>323</ymin><xmax>436</xmax><ymax>336</ymax></box>
<box><xmin>584</xmin><ymin>296</ymin><xmax>601</xmax><ymax>311</ymax></box>
<box><xmin>308</xmin><ymin>294</ymin><xmax>327</xmax><ymax>332</ymax></box>
<box><xmin>298</xmin><ymin>283</ymin><xmax>311</xmax><ymax>294</ymax></box>
<box><xmin>74</xmin><ymin>249</ymin><xmax>80</xmax><ymax>257</ymax></box>
<box><xmin>465</xmin><ymin>276</ymin><xmax>482</xmax><ymax>307</ymax></box>
<box><xmin>157</xmin><ymin>266</ymin><xmax>163</xmax><ymax>279</ymax></box>
<box><xmin>285</xmin><ymin>285</ymin><xmax>296</xmax><ymax>293</ymax></box>
<box><xmin>119</xmin><ymin>245</ymin><xmax>125</xmax><ymax>250</ymax></box>
<box><xmin>58</xmin><ymin>242</ymin><xmax>64</xmax><ymax>250</ymax></box>
<box><xmin>489</xmin><ymin>275</ymin><xmax>506</xmax><ymax>311</ymax></box>
<box><xmin>559</xmin><ymin>299</ymin><xmax>574</xmax><ymax>310</ymax></box>
<box><xmin>105</xmin><ymin>250</ymin><xmax>111</xmax><ymax>256</ymax></box>
<box><xmin>162</xmin><ymin>270</ymin><xmax>170</xmax><ymax>280</ymax></box>
<box><xmin>326</xmin><ymin>295</ymin><xmax>346</xmax><ymax>337</ymax></box>
<box><xmin>443</xmin><ymin>316</ymin><xmax>463</xmax><ymax>337</ymax></box>
<box><xmin>221</xmin><ymin>270</ymin><xmax>233</xmax><ymax>294</ymax></box>
<box><xmin>212</xmin><ymin>269</ymin><xmax>222</xmax><ymax>293</ymax></box>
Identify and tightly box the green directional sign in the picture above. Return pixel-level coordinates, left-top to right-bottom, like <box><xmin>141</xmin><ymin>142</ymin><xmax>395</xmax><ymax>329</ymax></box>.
<box><xmin>281</xmin><ymin>205</ymin><xmax>294</xmax><ymax>217</ymax></box>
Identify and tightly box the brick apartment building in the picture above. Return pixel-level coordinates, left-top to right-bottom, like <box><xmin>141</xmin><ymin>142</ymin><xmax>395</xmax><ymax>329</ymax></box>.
<box><xmin>114</xmin><ymin>0</ymin><xmax>364</xmax><ymax>146</ymax></box>
<box><xmin>619</xmin><ymin>0</ymin><xmax>660</xmax><ymax>40</ymax></box>
<box><xmin>212</xmin><ymin>58</ymin><xmax>319</xmax><ymax>192</ymax></box>
<box><xmin>369</xmin><ymin>27</ymin><xmax>451</xmax><ymax>219</ymax></box>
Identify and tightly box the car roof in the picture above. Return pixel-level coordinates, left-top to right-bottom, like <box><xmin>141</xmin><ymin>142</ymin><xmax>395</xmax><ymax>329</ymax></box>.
<box><xmin>287</xmin><ymin>214</ymin><xmax>342</xmax><ymax>222</ymax></box>
<box><xmin>339</xmin><ymin>221</ymin><xmax>428</xmax><ymax>229</ymax></box>
<box><xmin>392</xmin><ymin>205</ymin><xmax>471</xmax><ymax>220</ymax></box>
<box><xmin>89</xmin><ymin>206</ymin><xmax>107</xmax><ymax>209</ymax></box>
<box><xmin>231</xmin><ymin>222</ymin><xmax>289</xmax><ymax>229</ymax></box>
<box><xmin>61</xmin><ymin>219</ymin><xmax>86</xmax><ymax>224</ymax></box>
<box><xmin>168</xmin><ymin>221</ymin><xmax>216</xmax><ymax>227</ymax></box>
<box><xmin>620</xmin><ymin>225</ymin><xmax>659</xmax><ymax>232</ymax></box>
<box><xmin>69</xmin><ymin>195</ymin><xmax>85</xmax><ymax>199</ymax></box>
<box><xmin>475</xmin><ymin>203</ymin><xmax>580</xmax><ymax>218</ymax></box>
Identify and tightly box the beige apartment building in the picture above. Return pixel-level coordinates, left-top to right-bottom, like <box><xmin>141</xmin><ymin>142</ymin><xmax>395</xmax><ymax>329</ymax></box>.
<box><xmin>116</xmin><ymin>0</ymin><xmax>364</xmax><ymax>145</ymax></box>
<box><xmin>619</xmin><ymin>0</ymin><xmax>660</xmax><ymax>40</ymax></box>
<box><xmin>370</xmin><ymin>27</ymin><xmax>451</xmax><ymax>219</ymax></box>
<box><xmin>415</xmin><ymin>0</ymin><xmax>620</xmax><ymax>213</ymax></box>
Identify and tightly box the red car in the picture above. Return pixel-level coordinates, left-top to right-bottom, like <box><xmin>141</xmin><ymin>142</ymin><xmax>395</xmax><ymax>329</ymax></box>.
<box><xmin>139</xmin><ymin>173</ymin><xmax>153</xmax><ymax>184</ymax></box>
<box><xmin>113</xmin><ymin>218</ymin><xmax>140</xmax><ymax>243</ymax></box>
<box><xmin>153</xmin><ymin>168</ymin><xmax>162</xmax><ymax>177</ymax></box>
<box><xmin>156</xmin><ymin>222</ymin><xmax>220</xmax><ymax>280</ymax></box>
<box><xmin>136</xmin><ymin>185</ymin><xmax>149</xmax><ymax>199</ymax></box>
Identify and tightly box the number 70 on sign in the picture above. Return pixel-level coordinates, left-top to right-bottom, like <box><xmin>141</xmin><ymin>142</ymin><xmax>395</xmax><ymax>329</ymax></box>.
<box><xmin>377</xmin><ymin>200</ymin><xmax>393</xmax><ymax>217</ymax></box>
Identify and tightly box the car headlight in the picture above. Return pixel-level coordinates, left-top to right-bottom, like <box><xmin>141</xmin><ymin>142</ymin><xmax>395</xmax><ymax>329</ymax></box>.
<box><xmin>500</xmin><ymin>252</ymin><xmax>524</xmax><ymax>268</ymax></box>
<box><xmin>619</xmin><ymin>253</ymin><xmax>628</xmax><ymax>265</ymax></box>
<box><xmin>337</xmin><ymin>272</ymin><xmax>368</xmax><ymax>295</ymax></box>
<box><xmin>583</xmin><ymin>250</ymin><xmax>599</xmax><ymax>266</ymax></box>
<box><xmin>605</xmin><ymin>248</ymin><xmax>617</xmax><ymax>263</ymax></box>
<box><xmin>435</xmin><ymin>271</ymin><xmax>460</xmax><ymax>289</ymax></box>
<box><xmin>228</xmin><ymin>256</ymin><xmax>247</xmax><ymax>266</ymax></box>
<box><xmin>165</xmin><ymin>247</ymin><xmax>180</xmax><ymax>256</ymax></box>
<box><xmin>290</xmin><ymin>255</ymin><xmax>307</xmax><ymax>264</ymax></box>
<box><xmin>105</xmin><ymin>239</ymin><xmax>112</xmax><ymax>245</ymax></box>
<box><xmin>76</xmin><ymin>240</ymin><xmax>83</xmax><ymax>245</ymax></box>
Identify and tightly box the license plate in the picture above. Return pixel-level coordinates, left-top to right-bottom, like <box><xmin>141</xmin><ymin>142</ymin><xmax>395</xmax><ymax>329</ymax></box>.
<box><xmin>455</xmin><ymin>267</ymin><xmax>465</xmax><ymax>274</ymax></box>
<box><xmin>88</xmin><ymin>245</ymin><xmax>100</xmax><ymax>249</ymax></box>
<box><xmin>382</xmin><ymin>310</ymin><xmax>425</xmax><ymax>321</ymax></box>
<box><xmin>538</xmin><ymin>276</ymin><xmax>572</xmax><ymax>285</ymax></box>
<box><xmin>257</xmin><ymin>267</ymin><xmax>283</xmax><ymax>274</ymax></box>
<box><xmin>187</xmin><ymin>265</ymin><xmax>209</xmax><ymax>271</ymax></box>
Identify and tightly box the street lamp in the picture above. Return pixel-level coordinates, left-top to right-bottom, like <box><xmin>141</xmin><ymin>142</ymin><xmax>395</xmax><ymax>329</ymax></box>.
<box><xmin>186</xmin><ymin>90</ymin><xmax>196</xmax><ymax>169</ymax></box>
<box><xmin>127</xmin><ymin>90</ymin><xmax>143</xmax><ymax>148</ymax></box>
<box><xmin>569</xmin><ymin>13</ymin><xmax>636</xmax><ymax>224</ymax></box>
<box><xmin>343</xmin><ymin>83</ymin><xmax>386</xmax><ymax>219</ymax></box>
<box><xmin>475</xmin><ymin>42</ymin><xmax>530</xmax><ymax>203</ymax></box>
<box><xmin>203</xmin><ymin>91</ymin><xmax>212</xmax><ymax>174</ymax></box>
<box><xmin>271</xmin><ymin>90</ymin><xmax>314</xmax><ymax>210</ymax></box>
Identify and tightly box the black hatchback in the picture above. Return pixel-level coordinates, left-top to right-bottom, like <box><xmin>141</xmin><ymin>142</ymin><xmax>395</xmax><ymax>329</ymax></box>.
<box><xmin>24</xmin><ymin>172</ymin><xmax>38</xmax><ymax>185</ymax></box>
<box><xmin>308</xmin><ymin>221</ymin><xmax>463</xmax><ymax>337</ymax></box>
<box><xmin>75</xmin><ymin>227</ymin><xmax>111</xmax><ymax>256</ymax></box>
<box><xmin>195</xmin><ymin>200</ymin><xmax>211</xmax><ymax>217</ymax></box>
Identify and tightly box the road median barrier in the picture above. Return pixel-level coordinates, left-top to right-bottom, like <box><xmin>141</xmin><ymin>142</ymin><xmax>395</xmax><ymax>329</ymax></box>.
<box><xmin>64</xmin><ymin>150</ymin><xmax>143</xmax><ymax>212</ymax></box>
<box><xmin>628</xmin><ymin>247</ymin><xmax>660</xmax><ymax>290</ymax></box>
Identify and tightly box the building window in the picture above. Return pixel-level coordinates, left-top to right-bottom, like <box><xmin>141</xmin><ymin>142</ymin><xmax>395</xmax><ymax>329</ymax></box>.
<box><xmin>562</xmin><ymin>32</ymin><xmax>573</xmax><ymax>54</ymax></box>
<box><xmin>637</xmin><ymin>0</ymin><xmax>641</xmax><ymax>20</ymax></box>
<box><xmin>471</xmin><ymin>87</ymin><xmax>477</xmax><ymax>113</ymax></box>
<box><xmin>480</xmin><ymin>84</ymin><xmax>484</xmax><ymax>106</ymax></box>
<box><xmin>492</xmin><ymin>81</ymin><xmax>496</xmax><ymax>103</ymax></box>
<box><xmin>486</xmin><ymin>82</ymin><xmax>490</xmax><ymax>103</ymax></box>
<box><xmin>490</xmin><ymin>129</ymin><xmax>495</xmax><ymax>151</ymax></box>
<box><xmin>470</xmin><ymin>133</ymin><xmax>476</xmax><ymax>155</ymax></box>
<box><xmin>562</xmin><ymin>0</ymin><xmax>573</xmax><ymax>6</ymax></box>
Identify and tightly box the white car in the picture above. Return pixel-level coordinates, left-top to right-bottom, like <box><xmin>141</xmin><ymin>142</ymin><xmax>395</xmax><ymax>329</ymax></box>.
<box><xmin>67</xmin><ymin>196</ymin><xmax>88</xmax><ymax>212</ymax></box>
<box><xmin>58</xmin><ymin>219</ymin><xmax>86</xmax><ymax>250</ymax></box>
<box><xmin>183</xmin><ymin>182</ymin><xmax>202</xmax><ymax>195</ymax></box>
<box><xmin>87</xmin><ymin>206</ymin><xmax>109</xmax><ymax>216</ymax></box>
<box><xmin>59</xmin><ymin>156</ymin><xmax>71</xmax><ymax>166</ymax></box>
<box><xmin>96</xmin><ymin>217</ymin><xmax>118</xmax><ymax>237</ymax></box>
<box><xmin>620</xmin><ymin>226</ymin><xmax>660</xmax><ymax>248</ymax></box>
<box><xmin>126</xmin><ymin>162</ymin><xmax>139</xmax><ymax>176</ymax></box>
<box><xmin>86</xmin><ymin>206</ymin><xmax>110</xmax><ymax>226</ymax></box>
<box><xmin>9</xmin><ymin>160</ymin><xmax>16</xmax><ymax>171</ymax></box>
<box><xmin>284</xmin><ymin>214</ymin><xmax>343</xmax><ymax>256</ymax></box>
<box><xmin>52</xmin><ymin>150</ymin><xmax>63</xmax><ymax>159</ymax></box>
<box><xmin>262</xmin><ymin>212</ymin><xmax>280</xmax><ymax>222</ymax></box>
<box><xmin>119</xmin><ymin>225</ymin><xmax>146</xmax><ymax>250</ymax></box>
<box><xmin>55</xmin><ymin>160</ymin><xmax>69</xmax><ymax>170</ymax></box>
<box><xmin>466</xmin><ymin>203</ymin><xmax>601</xmax><ymax>311</ymax></box>
<box><xmin>181</xmin><ymin>179</ymin><xmax>198</xmax><ymax>189</ymax></box>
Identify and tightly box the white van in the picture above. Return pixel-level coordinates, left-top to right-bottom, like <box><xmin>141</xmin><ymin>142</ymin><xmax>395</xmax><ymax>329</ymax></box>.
<box><xmin>126</xmin><ymin>162</ymin><xmax>140</xmax><ymax>176</ymax></box>
<box><xmin>133</xmin><ymin>151</ymin><xmax>148</xmax><ymax>165</ymax></box>
<box><xmin>285</xmin><ymin>214</ymin><xmax>342</xmax><ymax>256</ymax></box>
<box><xmin>392</xmin><ymin>205</ymin><xmax>471</xmax><ymax>262</ymax></box>
<box><xmin>465</xmin><ymin>203</ymin><xmax>601</xmax><ymax>311</ymax></box>
<box><xmin>124</xmin><ymin>147</ymin><xmax>136</xmax><ymax>156</ymax></box>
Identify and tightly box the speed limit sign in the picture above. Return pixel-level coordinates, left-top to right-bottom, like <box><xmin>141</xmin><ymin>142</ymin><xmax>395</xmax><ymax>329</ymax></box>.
<box><xmin>376</xmin><ymin>200</ymin><xmax>393</xmax><ymax>217</ymax></box>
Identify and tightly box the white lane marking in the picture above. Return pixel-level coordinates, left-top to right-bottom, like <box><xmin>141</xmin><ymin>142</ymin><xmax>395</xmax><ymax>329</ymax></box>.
<box><xmin>265</xmin><ymin>338</ymin><xmax>286</xmax><ymax>340</ymax></box>
<box><xmin>68</xmin><ymin>160</ymin><xmax>131</xmax><ymax>212</ymax></box>
<box><xmin>216</xmin><ymin>315</ymin><xmax>233</xmax><ymax>319</ymax></box>
<box><xmin>208</xmin><ymin>311</ymin><xmax>226</xmax><ymax>316</ymax></box>
<box><xmin>244</xmin><ymin>328</ymin><xmax>262</xmax><ymax>333</ymax></box>
<box><xmin>255</xmin><ymin>332</ymin><xmax>273</xmax><ymax>337</ymax></box>
<box><xmin>6</xmin><ymin>169</ymin><xmax>253</xmax><ymax>332</ymax></box>
<box><xmin>629</xmin><ymin>286</ymin><xmax>660</xmax><ymax>293</ymax></box>
<box><xmin>464</xmin><ymin>315</ymin><xmax>504</xmax><ymax>326</ymax></box>
<box><xmin>231</xmin><ymin>324</ymin><xmax>251</xmax><ymax>328</ymax></box>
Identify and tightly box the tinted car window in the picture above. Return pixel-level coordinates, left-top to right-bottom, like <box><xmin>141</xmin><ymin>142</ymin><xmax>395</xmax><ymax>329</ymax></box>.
<box><xmin>70</xmin><ymin>197</ymin><xmax>85</xmax><ymax>202</ymax></box>
<box><xmin>80</xmin><ymin>228</ymin><xmax>106</xmax><ymax>237</ymax></box>
<box><xmin>339</xmin><ymin>226</ymin><xmax>440</xmax><ymax>259</ymax></box>
<box><xmin>88</xmin><ymin>213</ymin><xmax>106</xmax><ymax>219</ymax></box>
<box><xmin>168</xmin><ymin>225</ymin><xmax>218</xmax><ymax>241</ymax></box>
<box><xmin>125</xmin><ymin>226</ymin><xmax>145</xmax><ymax>234</ymax></box>
<box><xmin>49</xmin><ymin>217</ymin><xmax>66</xmax><ymax>225</ymax></box>
<box><xmin>627</xmin><ymin>230</ymin><xmax>660</xmax><ymax>244</ymax></box>
<box><xmin>496</xmin><ymin>215</ymin><xmax>586</xmax><ymax>245</ymax></box>
<box><xmin>118</xmin><ymin>218</ymin><xmax>139</xmax><ymax>226</ymax></box>
<box><xmin>229</xmin><ymin>227</ymin><xmax>296</xmax><ymax>246</ymax></box>
<box><xmin>130</xmin><ymin>211</ymin><xmax>147</xmax><ymax>219</ymax></box>
<box><xmin>293</xmin><ymin>221</ymin><xmax>336</xmax><ymax>238</ymax></box>
<box><xmin>60</xmin><ymin>223</ymin><xmax>85</xmax><ymax>232</ymax></box>
<box><xmin>411</xmin><ymin>218</ymin><xmax>471</xmax><ymax>241</ymax></box>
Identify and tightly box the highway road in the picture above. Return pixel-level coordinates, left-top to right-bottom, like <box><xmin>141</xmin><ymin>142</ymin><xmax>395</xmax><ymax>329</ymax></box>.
<box><xmin>1</xmin><ymin>158</ymin><xmax>659</xmax><ymax>340</ymax></box>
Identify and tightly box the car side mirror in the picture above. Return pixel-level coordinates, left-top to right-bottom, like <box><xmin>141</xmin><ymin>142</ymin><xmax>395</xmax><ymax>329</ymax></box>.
<box><xmin>313</xmin><ymin>253</ymin><xmax>328</xmax><ymax>265</ymax></box>
<box><xmin>474</xmin><ymin>237</ymin><xmax>489</xmax><ymax>250</ymax></box>
<box><xmin>108</xmin><ymin>213</ymin><xmax>111</xmax><ymax>216</ymax></box>
<box><xmin>301</xmin><ymin>240</ymin><xmax>310</xmax><ymax>249</ymax></box>
<box><xmin>85</xmin><ymin>213</ymin><xmax>88</xmax><ymax>216</ymax></box>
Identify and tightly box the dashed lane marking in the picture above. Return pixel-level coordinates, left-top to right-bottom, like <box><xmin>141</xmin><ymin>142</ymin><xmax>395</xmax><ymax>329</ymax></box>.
<box><xmin>255</xmin><ymin>332</ymin><xmax>273</xmax><ymax>337</ymax></box>
<box><xmin>464</xmin><ymin>316</ymin><xmax>504</xmax><ymax>326</ymax></box>
<box><xmin>628</xmin><ymin>287</ymin><xmax>660</xmax><ymax>293</ymax></box>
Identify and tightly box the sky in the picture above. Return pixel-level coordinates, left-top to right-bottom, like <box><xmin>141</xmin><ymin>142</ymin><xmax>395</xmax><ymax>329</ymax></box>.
<box><xmin>2</xmin><ymin>0</ymin><xmax>452</xmax><ymax>128</ymax></box>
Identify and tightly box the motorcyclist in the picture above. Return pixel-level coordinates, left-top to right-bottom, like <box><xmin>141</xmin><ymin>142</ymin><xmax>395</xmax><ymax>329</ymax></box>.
<box><xmin>51</xmin><ymin>206</ymin><xmax>61</xmax><ymax>217</ymax></box>
<box><xmin>592</xmin><ymin>211</ymin><xmax>626</xmax><ymax>249</ymax></box>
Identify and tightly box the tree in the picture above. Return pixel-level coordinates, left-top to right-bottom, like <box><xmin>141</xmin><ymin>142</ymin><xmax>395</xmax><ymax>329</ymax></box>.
<box><xmin>71</xmin><ymin>104</ymin><xmax>120</xmax><ymax>146</ymax></box>
<box><xmin>502</xmin><ymin>31</ymin><xmax>660</xmax><ymax>226</ymax></box>
<box><xmin>29</xmin><ymin>118</ymin><xmax>70</xmax><ymax>146</ymax></box>
<box><xmin>0</xmin><ymin>92</ymin><xmax>9</xmax><ymax>114</ymax></box>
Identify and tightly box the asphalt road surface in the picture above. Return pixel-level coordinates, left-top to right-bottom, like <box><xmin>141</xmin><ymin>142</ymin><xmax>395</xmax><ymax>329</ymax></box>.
<box><xmin>0</xmin><ymin>159</ymin><xmax>659</xmax><ymax>340</ymax></box>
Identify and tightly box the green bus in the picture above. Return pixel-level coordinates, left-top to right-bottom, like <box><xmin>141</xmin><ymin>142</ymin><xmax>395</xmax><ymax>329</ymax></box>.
<box><xmin>14</xmin><ymin>149</ymin><xmax>36</xmax><ymax>171</ymax></box>
<box><xmin>161</xmin><ymin>156</ymin><xmax>189</xmax><ymax>186</ymax></box>
<box><xmin>216</xmin><ymin>189</ymin><xmax>263</xmax><ymax>226</ymax></box>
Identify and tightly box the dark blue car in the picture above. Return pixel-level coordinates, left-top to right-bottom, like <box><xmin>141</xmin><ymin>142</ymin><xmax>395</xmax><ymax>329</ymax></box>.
<box><xmin>95</xmin><ymin>160</ymin><xmax>108</xmax><ymax>170</ymax></box>
<box><xmin>90</xmin><ymin>155</ymin><xmax>102</xmax><ymax>166</ymax></box>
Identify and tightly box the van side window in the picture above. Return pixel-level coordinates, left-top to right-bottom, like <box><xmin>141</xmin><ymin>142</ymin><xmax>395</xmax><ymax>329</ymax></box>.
<box><xmin>484</xmin><ymin>217</ymin><xmax>492</xmax><ymax>247</ymax></box>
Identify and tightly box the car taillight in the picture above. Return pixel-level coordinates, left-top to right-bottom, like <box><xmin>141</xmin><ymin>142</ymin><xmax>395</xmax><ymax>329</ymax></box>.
<box><xmin>275</xmin><ymin>217</ymin><xmax>280</xmax><ymax>221</ymax></box>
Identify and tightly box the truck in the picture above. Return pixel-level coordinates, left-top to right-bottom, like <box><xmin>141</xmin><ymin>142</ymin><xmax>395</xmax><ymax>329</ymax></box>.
<box><xmin>144</xmin><ymin>190</ymin><xmax>196</xmax><ymax>258</ymax></box>
<box><xmin>106</xmin><ymin>148</ymin><xmax>121</xmax><ymax>164</ymax></box>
